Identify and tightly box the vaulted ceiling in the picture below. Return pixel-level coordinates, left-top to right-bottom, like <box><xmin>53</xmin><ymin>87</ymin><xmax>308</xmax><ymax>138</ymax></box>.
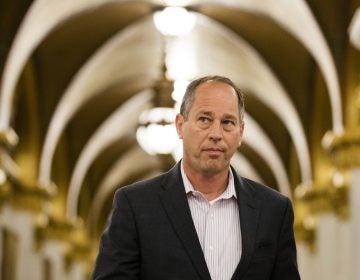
<box><xmin>0</xmin><ymin>0</ymin><xmax>359</xmax><ymax>239</ymax></box>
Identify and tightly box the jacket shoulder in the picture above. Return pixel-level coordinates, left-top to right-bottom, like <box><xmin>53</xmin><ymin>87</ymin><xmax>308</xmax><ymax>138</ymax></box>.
<box><xmin>240</xmin><ymin>176</ymin><xmax>290</xmax><ymax>204</ymax></box>
<box><xmin>116</xmin><ymin>172</ymin><xmax>167</xmax><ymax>195</ymax></box>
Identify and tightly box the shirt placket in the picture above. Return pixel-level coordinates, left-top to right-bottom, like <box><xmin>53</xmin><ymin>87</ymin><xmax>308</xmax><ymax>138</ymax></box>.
<box><xmin>204</xmin><ymin>202</ymin><xmax>219</xmax><ymax>280</ymax></box>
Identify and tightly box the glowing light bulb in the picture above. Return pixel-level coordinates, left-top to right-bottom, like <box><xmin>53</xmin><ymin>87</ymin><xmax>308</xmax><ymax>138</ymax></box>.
<box><xmin>153</xmin><ymin>7</ymin><xmax>196</xmax><ymax>36</ymax></box>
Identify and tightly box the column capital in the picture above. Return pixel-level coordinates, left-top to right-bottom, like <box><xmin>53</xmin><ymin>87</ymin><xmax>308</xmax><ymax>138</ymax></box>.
<box><xmin>294</xmin><ymin>182</ymin><xmax>317</xmax><ymax>252</ymax></box>
<box><xmin>322</xmin><ymin>128</ymin><xmax>360</xmax><ymax>168</ymax></box>
<box><xmin>35</xmin><ymin>215</ymin><xmax>94</xmax><ymax>275</ymax></box>
<box><xmin>10</xmin><ymin>176</ymin><xmax>55</xmax><ymax>212</ymax></box>
<box><xmin>0</xmin><ymin>147</ymin><xmax>56</xmax><ymax>212</ymax></box>
<box><xmin>294</xmin><ymin>172</ymin><xmax>349</xmax><ymax>252</ymax></box>
<box><xmin>35</xmin><ymin>214</ymin><xmax>75</xmax><ymax>247</ymax></box>
<box><xmin>295</xmin><ymin>172</ymin><xmax>349</xmax><ymax>219</ymax></box>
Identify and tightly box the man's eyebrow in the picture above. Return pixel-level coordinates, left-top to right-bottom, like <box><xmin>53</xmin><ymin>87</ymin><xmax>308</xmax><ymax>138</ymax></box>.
<box><xmin>198</xmin><ymin>111</ymin><xmax>213</xmax><ymax>116</ymax></box>
<box><xmin>223</xmin><ymin>114</ymin><xmax>238</xmax><ymax>119</ymax></box>
<box><xmin>197</xmin><ymin>111</ymin><xmax>238</xmax><ymax>120</ymax></box>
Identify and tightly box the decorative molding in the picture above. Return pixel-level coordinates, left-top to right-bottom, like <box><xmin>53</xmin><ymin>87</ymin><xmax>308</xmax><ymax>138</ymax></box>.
<box><xmin>294</xmin><ymin>209</ymin><xmax>316</xmax><ymax>253</ymax></box>
<box><xmin>294</xmin><ymin>171</ymin><xmax>349</xmax><ymax>252</ymax></box>
<box><xmin>9</xmin><ymin>177</ymin><xmax>54</xmax><ymax>213</ymax></box>
<box><xmin>35</xmin><ymin>214</ymin><xmax>75</xmax><ymax>247</ymax></box>
<box><xmin>322</xmin><ymin>128</ymin><xmax>360</xmax><ymax>168</ymax></box>
<box><xmin>295</xmin><ymin>172</ymin><xmax>349</xmax><ymax>220</ymax></box>
<box><xmin>0</xmin><ymin>145</ymin><xmax>56</xmax><ymax>212</ymax></box>
<box><xmin>294</xmin><ymin>182</ymin><xmax>317</xmax><ymax>252</ymax></box>
<box><xmin>36</xmin><ymin>215</ymin><xmax>94</xmax><ymax>275</ymax></box>
<box><xmin>65</xmin><ymin>234</ymin><xmax>97</xmax><ymax>277</ymax></box>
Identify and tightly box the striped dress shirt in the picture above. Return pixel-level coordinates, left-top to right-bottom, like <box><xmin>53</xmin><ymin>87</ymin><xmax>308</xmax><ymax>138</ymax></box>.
<box><xmin>181</xmin><ymin>164</ymin><xmax>242</xmax><ymax>280</ymax></box>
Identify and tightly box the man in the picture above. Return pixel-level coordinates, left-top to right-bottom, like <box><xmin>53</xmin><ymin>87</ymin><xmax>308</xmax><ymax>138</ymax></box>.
<box><xmin>92</xmin><ymin>76</ymin><xmax>301</xmax><ymax>280</ymax></box>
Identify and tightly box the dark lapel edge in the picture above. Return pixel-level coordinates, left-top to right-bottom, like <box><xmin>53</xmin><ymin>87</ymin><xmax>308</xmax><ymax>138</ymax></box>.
<box><xmin>157</xmin><ymin>163</ymin><xmax>212</xmax><ymax>280</ymax></box>
<box><xmin>231</xmin><ymin>170</ymin><xmax>260</xmax><ymax>280</ymax></box>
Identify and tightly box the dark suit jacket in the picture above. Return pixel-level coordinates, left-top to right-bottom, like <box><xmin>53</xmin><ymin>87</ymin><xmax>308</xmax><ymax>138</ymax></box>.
<box><xmin>92</xmin><ymin>162</ymin><xmax>301</xmax><ymax>280</ymax></box>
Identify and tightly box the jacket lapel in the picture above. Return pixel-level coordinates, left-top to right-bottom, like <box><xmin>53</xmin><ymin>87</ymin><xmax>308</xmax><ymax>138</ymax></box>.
<box><xmin>231</xmin><ymin>173</ymin><xmax>260</xmax><ymax>280</ymax></box>
<box><xmin>158</xmin><ymin>163</ymin><xmax>212</xmax><ymax>280</ymax></box>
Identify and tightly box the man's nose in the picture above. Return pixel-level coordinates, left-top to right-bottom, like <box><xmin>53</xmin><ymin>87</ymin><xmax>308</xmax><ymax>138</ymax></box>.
<box><xmin>208</xmin><ymin>120</ymin><xmax>223</xmax><ymax>142</ymax></box>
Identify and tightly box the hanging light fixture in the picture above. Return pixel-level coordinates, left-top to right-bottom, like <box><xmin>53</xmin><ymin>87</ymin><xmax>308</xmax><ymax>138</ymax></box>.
<box><xmin>136</xmin><ymin>108</ymin><xmax>179</xmax><ymax>155</ymax></box>
<box><xmin>153</xmin><ymin>6</ymin><xmax>196</xmax><ymax>37</ymax></box>
<box><xmin>137</xmin><ymin>9</ymin><xmax>194</xmax><ymax>157</ymax></box>
<box><xmin>136</xmin><ymin>63</ymin><xmax>182</xmax><ymax>156</ymax></box>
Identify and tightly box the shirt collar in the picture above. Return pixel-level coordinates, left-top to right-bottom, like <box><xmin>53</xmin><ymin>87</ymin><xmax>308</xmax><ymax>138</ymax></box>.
<box><xmin>180</xmin><ymin>161</ymin><xmax>237</xmax><ymax>200</ymax></box>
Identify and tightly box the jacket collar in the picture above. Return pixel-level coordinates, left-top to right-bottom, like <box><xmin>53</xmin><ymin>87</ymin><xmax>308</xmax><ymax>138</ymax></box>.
<box><xmin>158</xmin><ymin>162</ymin><xmax>260</xmax><ymax>280</ymax></box>
<box><xmin>158</xmin><ymin>162</ymin><xmax>212</xmax><ymax>280</ymax></box>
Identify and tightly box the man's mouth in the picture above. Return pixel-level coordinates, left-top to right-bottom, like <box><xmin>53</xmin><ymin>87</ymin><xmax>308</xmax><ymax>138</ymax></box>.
<box><xmin>203</xmin><ymin>147</ymin><xmax>224</xmax><ymax>155</ymax></box>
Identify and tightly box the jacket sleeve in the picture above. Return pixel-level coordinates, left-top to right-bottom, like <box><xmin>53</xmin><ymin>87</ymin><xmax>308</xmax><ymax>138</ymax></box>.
<box><xmin>92</xmin><ymin>188</ymin><xmax>140</xmax><ymax>280</ymax></box>
<box><xmin>271</xmin><ymin>199</ymin><xmax>301</xmax><ymax>280</ymax></box>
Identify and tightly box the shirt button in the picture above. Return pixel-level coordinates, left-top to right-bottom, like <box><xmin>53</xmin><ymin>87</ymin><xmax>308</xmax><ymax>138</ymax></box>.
<box><xmin>209</xmin><ymin>246</ymin><xmax>214</xmax><ymax>250</ymax></box>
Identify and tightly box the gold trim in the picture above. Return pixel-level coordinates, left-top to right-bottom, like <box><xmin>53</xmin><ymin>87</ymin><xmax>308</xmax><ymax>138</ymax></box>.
<box><xmin>36</xmin><ymin>215</ymin><xmax>95</xmax><ymax>275</ymax></box>
<box><xmin>0</xmin><ymin>147</ymin><xmax>56</xmax><ymax>212</ymax></box>
<box><xmin>0</xmin><ymin>128</ymin><xmax>19</xmax><ymax>148</ymax></box>
<box><xmin>294</xmin><ymin>182</ymin><xmax>317</xmax><ymax>252</ymax></box>
<box><xmin>8</xmin><ymin>175</ymin><xmax>54</xmax><ymax>212</ymax></box>
<box><xmin>322</xmin><ymin>129</ymin><xmax>360</xmax><ymax>168</ymax></box>
<box><xmin>35</xmin><ymin>214</ymin><xmax>75</xmax><ymax>248</ymax></box>
<box><xmin>64</xmin><ymin>221</ymin><xmax>95</xmax><ymax>275</ymax></box>
<box><xmin>65</xmin><ymin>237</ymin><xmax>96</xmax><ymax>277</ymax></box>
<box><xmin>295</xmin><ymin>172</ymin><xmax>349</xmax><ymax>219</ymax></box>
<box><xmin>294</xmin><ymin>170</ymin><xmax>349</xmax><ymax>252</ymax></box>
<box><xmin>294</xmin><ymin>213</ymin><xmax>316</xmax><ymax>253</ymax></box>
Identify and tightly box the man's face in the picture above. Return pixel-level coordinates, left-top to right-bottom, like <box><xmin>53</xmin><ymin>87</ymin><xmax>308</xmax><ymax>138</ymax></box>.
<box><xmin>175</xmin><ymin>81</ymin><xmax>244</xmax><ymax>176</ymax></box>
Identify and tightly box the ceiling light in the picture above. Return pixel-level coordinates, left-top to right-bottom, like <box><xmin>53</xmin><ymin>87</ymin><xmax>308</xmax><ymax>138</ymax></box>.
<box><xmin>153</xmin><ymin>7</ymin><xmax>196</xmax><ymax>36</ymax></box>
<box><xmin>136</xmin><ymin>107</ymin><xmax>181</xmax><ymax>155</ymax></box>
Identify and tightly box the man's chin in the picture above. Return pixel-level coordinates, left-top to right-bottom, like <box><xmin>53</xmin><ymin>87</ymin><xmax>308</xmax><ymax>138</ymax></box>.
<box><xmin>201</xmin><ymin>160</ymin><xmax>228</xmax><ymax>174</ymax></box>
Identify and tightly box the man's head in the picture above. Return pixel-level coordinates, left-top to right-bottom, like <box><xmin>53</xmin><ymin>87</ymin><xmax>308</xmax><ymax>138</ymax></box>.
<box><xmin>175</xmin><ymin>75</ymin><xmax>245</xmax><ymax>176</ymax></box>
<box><xmin>180</xmin><ymin>75</ymin><xmax>245</xmax><ymax>123</ymax></box>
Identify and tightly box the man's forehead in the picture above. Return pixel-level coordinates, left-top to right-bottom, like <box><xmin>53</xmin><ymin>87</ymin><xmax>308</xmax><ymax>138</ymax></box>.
<box><xmin>193</xmin><ymin>109</ymin><xmax>239</xmax><ymax>119</ymax></box>
<box><xmin>196</xmin><ymin>80</ymin><xmax>234</xmax><ymax>90</ymax></box>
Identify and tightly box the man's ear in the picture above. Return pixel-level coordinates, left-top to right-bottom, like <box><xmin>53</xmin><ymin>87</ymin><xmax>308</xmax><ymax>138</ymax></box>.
<box><xmin>175</xmin><ymin>114</ymin><xmax>184</xmax><ymax>139</ymax></box>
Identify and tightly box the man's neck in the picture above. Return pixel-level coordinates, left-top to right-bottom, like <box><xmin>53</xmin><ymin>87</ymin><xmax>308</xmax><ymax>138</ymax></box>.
<box><xmin>183</xmin><ymin>164</ymin><xmax>229</xmax><ymax>201</ymax></box>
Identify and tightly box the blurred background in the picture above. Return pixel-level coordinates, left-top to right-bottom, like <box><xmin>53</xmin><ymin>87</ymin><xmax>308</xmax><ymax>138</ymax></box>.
<box><xmin>0</xmin><ymin>0</ymin><xmax>360</xmax><ymax>279</ymax></box>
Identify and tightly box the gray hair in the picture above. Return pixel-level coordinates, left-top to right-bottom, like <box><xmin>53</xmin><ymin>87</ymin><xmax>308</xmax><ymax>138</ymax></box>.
<box><xmin>179</xmin><ymin>75</ymin><xmax>245</xmax><ymax>121</ymax></box>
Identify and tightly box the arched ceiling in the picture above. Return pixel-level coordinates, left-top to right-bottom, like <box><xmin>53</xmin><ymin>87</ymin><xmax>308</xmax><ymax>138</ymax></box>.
<box><xmin>0</xmin><ymin>0</ymin><xmax>357</xmax><ymax>237</ymax></box>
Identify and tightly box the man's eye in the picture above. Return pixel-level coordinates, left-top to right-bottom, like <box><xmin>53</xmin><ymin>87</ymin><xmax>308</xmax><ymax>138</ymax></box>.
<box><xmin>223</xmin><ymin>119</ymin><xmax>235</xmax><ymax>125</ymax></box>
<box><xmin>199</xmin><ymin>117</ymin><xmax>210</xmax><ymax>122</ymax></box>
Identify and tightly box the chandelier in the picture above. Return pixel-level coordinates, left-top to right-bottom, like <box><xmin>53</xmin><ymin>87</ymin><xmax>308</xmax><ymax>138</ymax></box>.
<box><xmin>137</xmin><ymin>6</ymin><xmax>195</xmax><ymax>157</ymax></box>
<box><xmin>136</xmin><ymin>64</ymin><xmax>182</xmax><ymax>157</ymax></box>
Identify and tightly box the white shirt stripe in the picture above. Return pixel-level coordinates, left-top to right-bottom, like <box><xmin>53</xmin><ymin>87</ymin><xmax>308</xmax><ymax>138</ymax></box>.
<box><xmin>181</xmin><ymin>164</ymin><xmax>242</xmax><ymax>280</ymax></box>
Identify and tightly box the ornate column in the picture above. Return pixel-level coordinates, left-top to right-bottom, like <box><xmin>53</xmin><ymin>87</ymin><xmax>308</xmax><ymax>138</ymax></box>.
<box><xmin>294</xmin><ymin>173</ymin><xmax>350</xmax><ymax>280</ymax></box>
<box><xmin>35</xmin><ymin>215</ymin><xmax>95</xmax><ymax>279</ymax></box>
<box><xmin>0</xmin><ymin>130</ymin><xmax>54</xmax><ymax>213</ymax></box>
<box><xmin>0</xmin><ymin>127</ymin><xmax>93</xmax><ymax>279</ymax></box>
<box><xmin>294</xmin><ymin>128</ymin><xmax>355</xmax><ymax>280</ymax></box>
<box><xmin>322</xmin><ymin>129</ymin><xmax>360</xmax><ymax>280</ymax></box>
